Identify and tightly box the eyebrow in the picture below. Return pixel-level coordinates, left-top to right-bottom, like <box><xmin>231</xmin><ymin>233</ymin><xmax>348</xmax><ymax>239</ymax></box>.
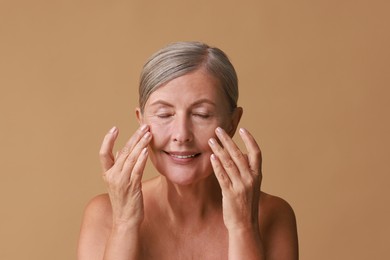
<box><xmin>149</xmin><ymin>99</ymin><xmax>217</xmax><ymax>108</ymax></box>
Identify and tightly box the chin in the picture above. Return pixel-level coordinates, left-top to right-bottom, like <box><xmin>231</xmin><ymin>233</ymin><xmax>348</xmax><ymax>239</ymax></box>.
<box><xmin>160</xmin><ymin>166</ymin><xmax>213</xmax><ymax>186</ymax></box>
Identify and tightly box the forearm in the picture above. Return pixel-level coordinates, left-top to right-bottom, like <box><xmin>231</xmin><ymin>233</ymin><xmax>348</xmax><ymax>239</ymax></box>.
<box><xmin>228</xmin><ymin>227</ymin><xmax>265</xmax><ymax>260</ymax></box>
<box><xmin>103</xmin><ymin>225</ymin><xmax>141</xmax><ymax>260</ymax></box>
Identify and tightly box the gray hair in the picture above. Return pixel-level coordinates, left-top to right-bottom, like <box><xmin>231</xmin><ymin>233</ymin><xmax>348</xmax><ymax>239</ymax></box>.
<box><xmin>138</xmin><ymin>41</ymin><xmax>238</xmax><ymax>113</ymax></box>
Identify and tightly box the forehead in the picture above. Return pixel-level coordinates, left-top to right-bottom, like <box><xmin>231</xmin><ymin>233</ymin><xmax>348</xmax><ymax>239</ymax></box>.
<box><xmin>145</xmin><ymin>69</ymin><xmax>229</xmax><ymax>108</ymax></box>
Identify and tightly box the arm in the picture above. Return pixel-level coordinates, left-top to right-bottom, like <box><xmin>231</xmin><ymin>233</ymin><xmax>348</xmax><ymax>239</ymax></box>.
<box><xmin>77</xmin><ymin>125</ymin><xmax>151</xmax><ymax>260</ymax></box>
<box><xmin>226</xmin><ymin>195</ymin><xmax>299</xmax><ymax>260</ymax></box>
<box><xmin>209</xmin><ymin>127</ymin><xmax>298</xmax><ymax>260</ymax></box>
<box><xmin>227</xmin><ymin>225</ymin><xmax>265</xmax><ymax>259</ymax></box>
<box><xmin>261</xmin><ymin>194</ymin><xmax>299</xmax><ymax>260</ymax></box>
<box><xmin>77</xmin><ymin>194</ymin><xmax>112</xmax><ymax>260</ymax></box>
<box><xmin>209</xmin><ymin>127</ymin><xmax>264</xmax><ymax>259</ymax></box>
<box><xmin>77</xmin><ymin>195</ymin><xmax>143</xmax><ymax>260</ymax></box>
<box><xmin>103</xmin><ymin>224</ymin><xmax>141</xmax><ymax>260</ymax></box>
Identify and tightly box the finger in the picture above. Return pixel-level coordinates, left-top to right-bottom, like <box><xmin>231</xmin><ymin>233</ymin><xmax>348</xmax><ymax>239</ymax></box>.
<box><xmin>120</xmin><ymin>131</ymin><xmax>152</xmax><ymax>182</ymax></box>
<box><xmin>210</xmin><ymin>153</ymin><xmax>232</xmax><ymax>190</ymax></box>
<box><xmin>99</xmin><ymin>126</ymin><xmax>119</xmax><ymax>172</ymax></box>
<box><xmin>124</xmin><ymin>124</ymin><xmax>149</xmax><ymax>150</ymax></box>
<box><xmin>239</xmin><ymin>128</ymin><xmax>262</xmax><ymax>175</ymax></box>
<box><xmin>214</xmin><ymin>127</ymin><xmax>250</xmax><ymax>175</ymax></box>
<box><xmin>129</xmin><ymin>147</ymin><xmax>149</xmax><ymax>191</ymax></box>
<box><xmin>113</xmin><ymin>124</ymin><xmax>149</xmax><ymax>170</ymax></box>
<box><xmin>208</xmin><ymin>137</ymin><xmax>241</xmax><ymax>183</ymax></box>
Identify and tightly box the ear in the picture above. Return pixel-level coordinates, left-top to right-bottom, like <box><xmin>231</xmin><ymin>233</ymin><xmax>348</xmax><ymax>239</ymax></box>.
<box><xmin>135</xmin><ymin>107</ymin><xmax>143</xmax><ymax>125</ymax></box>
<box><xmin>227</xmin><ymin>107</ymin><xmax>243</xmax><ymax>137</ymax></box>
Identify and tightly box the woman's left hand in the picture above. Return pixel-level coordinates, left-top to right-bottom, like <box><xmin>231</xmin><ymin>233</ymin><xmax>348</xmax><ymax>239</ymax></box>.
<box><xmin>208</xmin><ymin>127</ymin><xmax>262</xmax><ymax>232</ymax></box>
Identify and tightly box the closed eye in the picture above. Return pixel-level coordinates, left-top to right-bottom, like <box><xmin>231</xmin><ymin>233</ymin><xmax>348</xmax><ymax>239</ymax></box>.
<box><xmin>193</xmin><ymin>113</ymin><xmax>210</xmax><ymax>119</ymax></box>
<box><xmin>156</xmin><ymin>113</ymin><xmax>174</xmax><ymax>119</ymax></box>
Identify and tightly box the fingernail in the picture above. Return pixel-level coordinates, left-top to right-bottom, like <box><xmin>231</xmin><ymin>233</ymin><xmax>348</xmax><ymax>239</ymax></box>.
<box><xmin>142</xmin><ymin>147</ymin><xmax>148</xmax><ymax>155</ymax></box>
<box><xmin>216</xmin><ymin>127</ymin><xmax>223</xmax><ymax>133</ymax></box>
<box><xmin>144</xmin><ymin>132</ymin><xmax>151</xmax><ymax>139</ymax></box>
<box><xmin>109</xmin><ymin>126</ymin><xmax>117</xmax><ymax>133</ymax></box>
<box><xmin>140</xmin><ymin>124</ymin><xmax>148</xmax><ymax>131</ymax></box>
<box><xmin>239</xmin><ymin>128</ymin><xmax>246</xmax><ymax>134</ymax></box>
<box><xmin>210</xmin><ymin>154</ymin><xmax>217</xmax><ymax>160</ymax></box>
<box><xmin>208</xmin><ymin>138</ymin><xmax>216</xmax><ymax>145</ymax></box>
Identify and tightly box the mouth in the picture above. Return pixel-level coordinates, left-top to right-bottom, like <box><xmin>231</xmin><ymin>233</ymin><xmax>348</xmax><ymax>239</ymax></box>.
<box><xmin>170</xmin><ymin>154</ymin><xmax>199</xmax><ymax>159</ymax></box>
<box><xmin>164</xmin><ymin>151</ymin><xmax>201</xmax><ymax>161</ymax></box>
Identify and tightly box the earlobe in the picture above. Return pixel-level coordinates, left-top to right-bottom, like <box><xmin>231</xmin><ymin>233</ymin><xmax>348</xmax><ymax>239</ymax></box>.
<box><xmin>135</xmin><ymin>108</ymin><xmax>143</xmax><ymax>125</ymax></box>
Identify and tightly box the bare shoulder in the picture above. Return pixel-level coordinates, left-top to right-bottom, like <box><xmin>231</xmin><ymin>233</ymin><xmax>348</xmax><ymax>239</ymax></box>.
<box><xmin>77</xmin><ymin>194</ymin><xmax>112</xmax><ymax>259</ymax></box>
<box><xmin>83</xmin><ymin>193</ymin><xmax>112</xmax><ymax>226</ymax></box>
<box><xmin>259</xmin><ymin>192</ymin><xmax>296</xmax><ymax>224</ymax></box>
<box><xmin>259</xmin><ymin>192</ymin><xmax>299</xmax><ymax>259</ymax></box>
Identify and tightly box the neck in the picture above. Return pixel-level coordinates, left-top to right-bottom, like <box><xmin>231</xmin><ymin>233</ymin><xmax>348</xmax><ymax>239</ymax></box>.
<box><xmin>157</xmin><ymin>174</ymin><xmax>222</xmax><ymax>225</ymax></box>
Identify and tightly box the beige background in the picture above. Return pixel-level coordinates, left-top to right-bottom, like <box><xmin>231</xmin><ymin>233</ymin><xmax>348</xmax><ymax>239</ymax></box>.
<box><xmin>1</xmin><ymin>0</ymin><xmax>389</xmax><ymax>259</ymax></box>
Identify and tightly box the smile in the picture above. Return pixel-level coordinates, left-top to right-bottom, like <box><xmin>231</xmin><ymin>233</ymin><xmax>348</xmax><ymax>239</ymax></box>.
<box><xmin>170</xmin><ymin>154</ymin><xmax>198</xmax><ymax>159</ymax></box>
<box><xmin>164</xmin><ymin>151</ymin><xmax>201</xmax><ymax>160</ymax></box>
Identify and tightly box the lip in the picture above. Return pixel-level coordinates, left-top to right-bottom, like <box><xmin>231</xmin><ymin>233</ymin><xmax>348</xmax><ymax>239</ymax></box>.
<box><xmin>164</xmin><ymin>151</ymin><xmax>201</xmax><ymax>164</ymax></box>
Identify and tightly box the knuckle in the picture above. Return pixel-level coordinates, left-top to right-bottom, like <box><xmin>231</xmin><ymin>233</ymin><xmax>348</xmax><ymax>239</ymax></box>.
<box><xmin>99</xmin><ymin>150</ymin><xmax>108</xmax><ymax>158</ymax></box>
<box><xmin>234</xmin><ymin>183</ymin><xmax>246</xmax><ymax>194</ymax></box>
<box><xmin>135</xmin><ymin>129</ymin><xmax>147</xmax><ymax>141</ymax></box>
<box><xmin>129</xmin><ymin>177</ymin><xmax>141</xmax><ymax>190</ymax></box>
<box><xmin>126</xmin><ymin>154</ymin><xmax>137</xmax><ymax>165</ymax></box>
<box><xmin>213</xmin><ymin>144</ymin><xmax>223</xmax><ymax>153</ymax></box>
<box><xmin>231</xmin><ymin>148</ymin><xmax>243</xmax><ymax>159</ymax></box>
<box><xmin>252</xmin><ymin>169</ymin><xmax>261</xmax><ymax>177</ymax></box>
<box><xmin>253</xmin><ymin>149</ymin><xmax>262</xmax><ymax>159</ymax></box>
<box><xmin>244</xmin><ymin>176</ymin><xmax>256</xmax><ymax>187</ymax></box>
<box><xmin>217</xmin><ymin>171</ymin><xmax>226</xmax><ymax>180</ymax></box>
<box><xmin>120</xmin><ymin>147</ymin><xmax>130</xmax><ymax>156</ymax></box>
<box><xmin>223</xmin><ymin>159</ymin><xmax>236</xmax><ymax>169</ymax></box>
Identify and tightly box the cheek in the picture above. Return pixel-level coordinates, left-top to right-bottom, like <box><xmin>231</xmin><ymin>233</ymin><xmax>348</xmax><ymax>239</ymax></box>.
<box><xmin>193</xmin><ymin>125</ymin><xmax>217</xmax><ymax>150</ymax></box>
<box><xmin>147</xmin><ymin>121</ymin><xmax>171</xmax><ymax>148</ymax></box>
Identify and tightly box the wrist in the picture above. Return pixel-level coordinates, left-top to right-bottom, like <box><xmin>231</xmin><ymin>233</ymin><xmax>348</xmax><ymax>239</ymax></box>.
<box><xmin>228</xmin><ymin>224</ymin><xmax>259</xmax><ymax>237</ymax></box>
<box><xmin>104</xmin><ymin>223</ymin><xmax>141</xmax><ymax>259</ymax></box>
<box><xmin>227</xmin><ymin>225</ymin><xmax>264</xmax><ymax>260</ymax></box>
<box><xmin>111</xmin><ymin>221</ymin><xmax>141</xmax><ymax>235</ymax></box>
<box><xmin>226</xmin><ymin>219</ymin><xmax>259</xmax><ymax>233</ymax></box>
<box><xmin>227</xmin><ymin>222</ymin><xmax>264</xmax><ymax>259</ymax></box>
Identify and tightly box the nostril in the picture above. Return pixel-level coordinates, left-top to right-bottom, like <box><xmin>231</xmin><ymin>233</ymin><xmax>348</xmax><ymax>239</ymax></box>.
<box><xmin>172</xmin><ymin>117</ymin><xmax>193</xmax><ymax>143</ymax></box>
<box><xmin>173</xmin><ymin>132</ymin><xmax>193</xmax><ymax>143</ymax></box>
<box><xmin>173</xmin><ymin>137</ymin><xmax>191</xmax><ymax>143</ymax></box>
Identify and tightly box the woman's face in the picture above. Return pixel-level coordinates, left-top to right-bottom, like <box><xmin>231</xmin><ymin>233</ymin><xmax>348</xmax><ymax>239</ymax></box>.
<box><xmin>137</xmin><ymin>68</ymin><xmax>241</xmax><ymax>185</ymax></box>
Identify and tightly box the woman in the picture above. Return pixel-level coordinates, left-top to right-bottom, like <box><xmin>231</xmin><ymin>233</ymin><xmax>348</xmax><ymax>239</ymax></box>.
<box><xmin>78</xmin><ymin>41</ymin><xmax>298</xmax><ymax>259</ymax></box>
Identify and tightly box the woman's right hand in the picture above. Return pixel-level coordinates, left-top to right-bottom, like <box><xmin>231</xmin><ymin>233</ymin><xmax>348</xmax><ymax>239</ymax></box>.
<box><xmin>99</xmin><ymin>125</ymin><xmax>152</xmax><ymax>229</ymax></box>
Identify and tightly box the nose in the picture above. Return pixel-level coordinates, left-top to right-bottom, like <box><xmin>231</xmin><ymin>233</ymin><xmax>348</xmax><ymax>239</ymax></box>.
<box><xmin>172</xmin><ymin>113</ymin><xmax>193</xmax><ymax>144</ymax></box>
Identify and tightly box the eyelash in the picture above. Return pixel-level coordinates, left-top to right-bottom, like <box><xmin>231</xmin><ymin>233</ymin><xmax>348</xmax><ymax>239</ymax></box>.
<box><xmin>156</xmin><ymin>114</ymin><xmax>173</xmax><ymax>119</ymax></box>
<box><xmin>156</xmin><ymin>113</ymin><xmax>210</xmax><ymax>119</ymax></box>
<box><xmin>193</xmin><ymin>113</ymin><xmax>210</xmax><ymax>119</ymax></box>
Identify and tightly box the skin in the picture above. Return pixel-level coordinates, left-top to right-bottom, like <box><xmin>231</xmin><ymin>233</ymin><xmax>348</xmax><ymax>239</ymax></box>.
<box><xmin>77</xmin><ymin>68</ymin><xmax>299</xmax><ymax>259</ymax></box>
